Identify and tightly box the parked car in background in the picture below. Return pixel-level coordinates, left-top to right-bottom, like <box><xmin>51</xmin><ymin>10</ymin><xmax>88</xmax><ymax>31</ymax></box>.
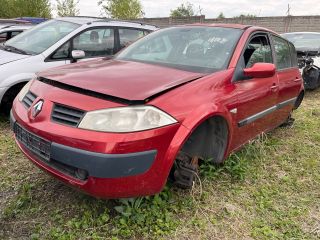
<box><xmin>15</xmin><ymin>17</ymin><xmax>48</xmax><ymax>24</ymax></box>
<box><xmin>0</xmin><ymin>25</ymin><xmax>32</xmax><ymax>43</ymax></box>
<box><xmin>0</xmin><ymin>19</ymin><xmax>30</xmax><ymax>25</ymax></box>
<box><xmin>0</xmin><ymin>17</ymin><xmax>157</xmax><ymax>112</ymax></box>
<box><xmin>282</xmin><ymin>32</ymin><xmax>320</xmax><ymax>90</ymax></box>
<box><xmin>11</xmin><ymin>24</ymin><xmax>304</xmax><ymax>198</ymax></box>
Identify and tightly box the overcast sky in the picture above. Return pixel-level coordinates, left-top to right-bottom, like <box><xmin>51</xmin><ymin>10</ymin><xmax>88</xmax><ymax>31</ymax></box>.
<box><xmin>50</xmin><ymin>0</ymin><xmax>320</xmax><ymax>18</ymax></box>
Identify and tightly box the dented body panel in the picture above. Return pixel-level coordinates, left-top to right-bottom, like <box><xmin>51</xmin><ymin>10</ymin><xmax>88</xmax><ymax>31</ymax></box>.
<box><xmin>11</xmin><ymin>24</ymin><xmax>304</xmax><ymax>198</ymax></box>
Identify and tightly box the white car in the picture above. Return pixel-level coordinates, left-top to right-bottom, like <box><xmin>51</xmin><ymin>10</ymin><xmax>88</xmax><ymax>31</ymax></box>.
<box><xmin>0</xmin><ymin>17</ymin><xmax>157</xmax><ymax>111</ymax></box>
<box><xmin>281</xmin><ymin>32</ymin><xmax>320</xmax><ymax>67</ymax></box>
<box><xmin>0</xmin><ymin>25</ymin><xmax>33</xmax><ymax>43</ymax></box>
<box><xmin>281</xmin><ymin>32</ymin><xmax>320</xmax><ymax>90</ymax></box>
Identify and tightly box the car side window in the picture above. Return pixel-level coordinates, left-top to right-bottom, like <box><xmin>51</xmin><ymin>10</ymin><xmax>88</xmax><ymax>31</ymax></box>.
<box><xmin>243</xmin><ymin>35</ymin><xmax>273</xmax><ymax>68</ymax></box>
<box><xmin>51</xmin><ymin>41</ymin><xmax>71</xmax><ymax>59</ymax></box>
<box><xmin>289</xmin><ymin>42</ymin><xmax>298</xmax><ymax>67</ymax></box>
<box><xmin>11</xmin><ymin>31</ymin><xmax>22</xmax><ymax>38</ymax></box>
<box><xmin>0</xmin><ymin>32</ymin><xmax>7</xmax><ymax>43</ymax></box>
<box><xmin>119</xmin><ymin>28</ymin><xmax>147</xmax><ymax>50</ymax></box>
<box><xmin>51</xmin><ymin>28</ymin><xmax>115</xmax><ymax>60</ymax></box>
<box><xmin>73</xmin><ymin>28</ymin><xmax>115</xmax><ymax>57</ymax></box>
<box><xmin>272</xmin><ymin>35</ymin><xmax>292</xmax><ymax>69</ymax></box>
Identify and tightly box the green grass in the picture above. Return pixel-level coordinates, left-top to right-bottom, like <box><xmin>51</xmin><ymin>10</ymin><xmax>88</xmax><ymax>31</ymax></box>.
<box><xmin>0</xmin><ymin>89</ymin><xmax>319</xmax><ymax>239</ymax></box>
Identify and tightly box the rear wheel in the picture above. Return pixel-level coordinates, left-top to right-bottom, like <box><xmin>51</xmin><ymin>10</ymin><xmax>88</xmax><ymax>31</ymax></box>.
<box><xmin>280</xmin><ymin>91</ymin><xmax>304</xmax><ymax>128</ymax></box>
<box><xmin>280</xmin><ymin>112</ymin><xmax>295</xmax><ymax>128</ymax></box>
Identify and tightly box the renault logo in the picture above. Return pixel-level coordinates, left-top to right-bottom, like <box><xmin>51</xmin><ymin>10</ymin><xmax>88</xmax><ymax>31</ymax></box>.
<box><xmin>32</xmin><ymin>100</ymin><xmax>44</xmax><ymax>118</ymax></box>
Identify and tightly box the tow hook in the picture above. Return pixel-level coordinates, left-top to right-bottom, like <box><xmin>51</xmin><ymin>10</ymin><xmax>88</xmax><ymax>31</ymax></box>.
<box><xmin>174</xmin><ymin>152</ymin><xmax>199</xmax><ymax>189</ymax></box>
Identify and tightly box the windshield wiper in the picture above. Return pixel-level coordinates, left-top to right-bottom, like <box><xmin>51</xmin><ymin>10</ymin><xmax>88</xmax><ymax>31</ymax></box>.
<box><xmin>3</xmin><ymin>44</ymin><xmax>30</xmax><ymax>55</ymax></box>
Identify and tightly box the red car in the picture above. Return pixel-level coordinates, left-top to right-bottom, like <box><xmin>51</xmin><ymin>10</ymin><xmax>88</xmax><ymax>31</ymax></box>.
<box><xmin>11</xmin><ymin>24</ymin><xmax>304</xmax><ymax>198</ymax></box>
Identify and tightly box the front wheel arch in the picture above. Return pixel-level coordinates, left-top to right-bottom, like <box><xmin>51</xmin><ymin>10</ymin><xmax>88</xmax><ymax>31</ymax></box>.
<box><xmin>168</xmin><ymin>115</ymin><xmax>230</xmax><ymax>188</ymax></box>
<box><xmin>180</xmin><ymin>115</ymin><xmax>230</xmax><ymax>164</ymax></box>
<box><xmin>0</xmin><ymin>82</ymin><xmax>28</xmax><ymax>113</ymax></box>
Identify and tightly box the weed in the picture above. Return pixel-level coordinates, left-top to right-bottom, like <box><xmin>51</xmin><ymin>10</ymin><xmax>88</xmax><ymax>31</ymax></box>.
<box><xmin>3</xmin><ymin>183</ymin><xmax>33</xmax><ymax>218</ymax></box>
<box><xmin>0</xmin><ymin>90</ymin><xmax>319</xmax><ymax>239</ymax></box>
<box><xmin>112</xmin><ymin>187</ymin><xmax>180</xmax><ymax>238</ymax></box>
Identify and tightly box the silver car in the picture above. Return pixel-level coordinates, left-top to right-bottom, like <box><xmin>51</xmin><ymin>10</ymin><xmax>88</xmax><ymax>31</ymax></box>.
<box><xmin>0</xmin><ymin>17</ymin><xmax>157</xmax><ymax>110</ymax></box>
<box><xmin>0</xmin><ymin>25</ymin><xmax>33</xmax><ymax>43</ymax></box>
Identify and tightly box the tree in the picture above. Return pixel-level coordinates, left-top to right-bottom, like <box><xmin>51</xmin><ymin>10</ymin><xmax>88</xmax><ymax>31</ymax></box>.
<box><xmin>56</xmin><ymin>0</ymin><xmax>80</xmax><ymax>17</ymax></box>
<box><xmin>235</xmin><ymin>13</ymin><xmax>257</xmax><ymax>18</ymax></box>
<box><xmin>170</xmin><ymin>2</ymin><xmax>195</xmax><ymax>17</ymax></box>
<box><xmin>99</xmin><ymin>0</ymin><xmax>144</xmax><ymax>19</ymax></box>
<box><xmin>217</xmin><ymin>12</ymin><xmax>225</xmax><ymax>19</ymax></box>
<box><xmin>0</xmin><ymin>0</ymin><xmax>51</xmax><ymax>18</ymax></box>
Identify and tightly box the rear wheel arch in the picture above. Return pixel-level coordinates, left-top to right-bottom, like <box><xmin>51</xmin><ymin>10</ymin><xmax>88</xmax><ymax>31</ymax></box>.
<box><xmin>294</xmin><ymin>90</ymin><xmax>304</xmax><ymax>110</ymax></box>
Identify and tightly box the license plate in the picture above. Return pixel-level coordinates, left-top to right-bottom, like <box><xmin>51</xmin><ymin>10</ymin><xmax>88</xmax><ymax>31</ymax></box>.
<box><xmin>14</xmin><ymin>123</ymin><xmax>51</xmax><ymax>162</ymax></box>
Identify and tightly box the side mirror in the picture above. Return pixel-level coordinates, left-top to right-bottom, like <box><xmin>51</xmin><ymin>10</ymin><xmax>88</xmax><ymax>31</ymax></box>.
<box><xmin>244</xmin><ymin>63</ymin><xmax>276</xmax><ymax>78</ymax></box>
<box><xmin>71</xmin><ymin>50</ymin><xmax>85</xmax><ymax>62</ymax></box>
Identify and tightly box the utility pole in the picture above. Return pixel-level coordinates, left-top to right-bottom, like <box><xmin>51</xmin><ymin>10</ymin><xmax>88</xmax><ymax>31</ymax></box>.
<box><xmin>198</xmin><ymin>5</ymin><xmax>203</xmax><ymax>16</ymax></box>
<box><xmin>286</xmin><ymin>4</ymin><xmax>291</xmax><ymax>16</ymax></box>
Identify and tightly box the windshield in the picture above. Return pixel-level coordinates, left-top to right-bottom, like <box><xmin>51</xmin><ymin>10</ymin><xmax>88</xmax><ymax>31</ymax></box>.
<box><xmin>116</xmin><ymin>27</ymin><xmax>243</xmax><ymax>73</ymax></box>
<box><xmin>5</xmin><ymin>20</ymin><xmax>80</xmax><ymax>55</ymax></box>
<box><xmin>283</xmin><ymin>33</ymin><xmax>320</xmax><ymax>51</ymax></box>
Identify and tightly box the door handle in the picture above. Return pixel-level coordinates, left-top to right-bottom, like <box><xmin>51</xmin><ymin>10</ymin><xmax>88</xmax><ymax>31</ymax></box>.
<box><xmin>270</xmin><ymin>84</ymin><xmax>279</xmax><ymax>91</ymax></box>
<box><xmin>293</xmin><ymin>77</ymin><xmax>301</xmax><ymax>82</ymax></box>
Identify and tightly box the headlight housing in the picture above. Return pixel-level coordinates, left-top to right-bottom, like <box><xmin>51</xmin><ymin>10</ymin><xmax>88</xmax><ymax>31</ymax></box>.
<box><xmin>18</xmin><ymin>80</ymin><xmax>33</xmax><ymax>102</ymax></box>
<box><xmin>78</xmin><ymin>106</ymin><xmax>177</xmax><ymax>133</ymax></box>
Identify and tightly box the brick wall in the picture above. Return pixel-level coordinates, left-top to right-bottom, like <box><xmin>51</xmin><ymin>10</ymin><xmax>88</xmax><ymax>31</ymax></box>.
<box><xmin>138</xmin><ymin>15</ymin><xmax>320</xmax><ymax>33</ymax></box>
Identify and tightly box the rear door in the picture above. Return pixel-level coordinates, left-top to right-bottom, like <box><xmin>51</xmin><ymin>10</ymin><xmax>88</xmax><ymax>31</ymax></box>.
<box><xmin>271</xmin><ymin>35</ymin><xmax>302</xmax><ymax>121</ymax></box>
<box><xmin>231</xmin><ymin>33</ymin><xmax>279</xmax><ymax>149</ymax></box>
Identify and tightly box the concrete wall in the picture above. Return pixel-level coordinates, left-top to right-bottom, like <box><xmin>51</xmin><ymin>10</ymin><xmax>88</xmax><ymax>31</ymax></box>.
<box><xmin>138</xmin><ymin>15</ymin><xmax>320</xmax><ymax>33</ymax></box>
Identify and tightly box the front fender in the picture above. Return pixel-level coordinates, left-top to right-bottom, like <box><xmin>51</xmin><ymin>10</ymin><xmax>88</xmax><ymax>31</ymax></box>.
<box><xmin>0</xmin><ymin>72</ymin><xmax>36</xmax><ymax>89</ymax></box>
<box><xmin>157</xmin><ymin>103</ymin><xmax>235</xmax><ymax>189</ymax></box>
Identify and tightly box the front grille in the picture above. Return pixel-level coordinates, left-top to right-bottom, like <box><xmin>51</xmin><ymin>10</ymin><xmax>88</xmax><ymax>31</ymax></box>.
<box><xmin>22</xmin><ymin>91</ymin><xmax>37</xmax><ymax>108</ymax></box>
<box><xmin>51</xmin><ymin>104</ymin><xmax>85</xmax><ymax>127</ymax></box>
<box><xmin>14</xmin><ymin>123</ymin><xmax>51</xmax><ymax>161</ymax></box>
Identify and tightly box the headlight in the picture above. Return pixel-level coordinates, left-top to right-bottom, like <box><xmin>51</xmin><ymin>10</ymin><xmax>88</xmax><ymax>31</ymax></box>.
<box><xmin>78</xmin><ymin>106</ymin><xmax>177</xmax><ymax>133</ymax></box>
<box><xmin>18</xmin><ymin>80</ymin><xmax>33</xmax><ymax>102</ymax></box>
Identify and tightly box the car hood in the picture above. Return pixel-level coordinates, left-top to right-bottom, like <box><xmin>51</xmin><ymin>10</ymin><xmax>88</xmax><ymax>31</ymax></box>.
<box><xmin>39</xmin><ymin>59</ymin><xmax>206</xmax><ymax>102</ymax></box>
<box><xmin>0</xmin><ymin>49</ymin><xmax>29</xmax><ymax>65</ymax></box>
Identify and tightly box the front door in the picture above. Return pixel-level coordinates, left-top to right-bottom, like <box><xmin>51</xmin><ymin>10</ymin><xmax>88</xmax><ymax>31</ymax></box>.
<box><xmin>231</xmin><ymin>33</ymin><xmax>279</xmax><ymax>149</ymax></box>
<box><xmin>49</xmin><ymin>27</ymin><xmax>116</xmax><ymax>65</ymax></box>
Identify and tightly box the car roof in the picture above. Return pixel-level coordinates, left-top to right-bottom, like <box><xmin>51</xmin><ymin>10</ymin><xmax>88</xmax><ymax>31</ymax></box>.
<box><xmin>186</xmin><ymin>23</ymin><xmax>252</xmax><ymax>29</ymax></box>
<box><xmin>56</xmin><ymin>16</ymin><xmax>158</xmax><ymax>30</ymax></box>
<box><xmin>0</xmin><ymin>19</ymin><xmax>29</xmax><ymax>24</ymax></box>
<box><xmin>282</xmin><ymin>32</ymin><xmax>320</xmax><ymax>35</ymax></box>
<box><xmin>0</xmin><ymin>25</ymin><xmax>32</xmax><ymax>31</ymax></box>
<box><xmin>173</xmin><ymin>23</ymin><xmax>282</xmax><ymax>36</ymax></box>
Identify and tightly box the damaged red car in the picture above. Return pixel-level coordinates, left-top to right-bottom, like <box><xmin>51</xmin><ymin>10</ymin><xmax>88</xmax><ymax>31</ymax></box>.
<box><xmin>11</xmin><ymin>24</ymin><xmax>304</xmax><ymax>198</ymax></box>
